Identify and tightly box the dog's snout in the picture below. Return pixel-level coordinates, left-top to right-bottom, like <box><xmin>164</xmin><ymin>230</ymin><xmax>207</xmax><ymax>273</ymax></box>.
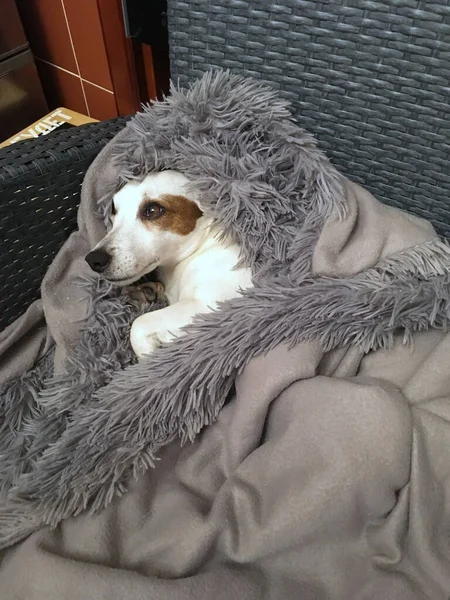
<box><xmin>85</xmin><ymin>249</ymin><xmax>112</xmax><ymax>273</ymax></box>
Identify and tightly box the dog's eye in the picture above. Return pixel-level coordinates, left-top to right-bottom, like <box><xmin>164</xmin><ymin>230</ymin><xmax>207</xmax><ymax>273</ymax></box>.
<box><xmin>142</xmin><ymin>202</ymin><xmax>165</xmax><ymax>220</ymax></box>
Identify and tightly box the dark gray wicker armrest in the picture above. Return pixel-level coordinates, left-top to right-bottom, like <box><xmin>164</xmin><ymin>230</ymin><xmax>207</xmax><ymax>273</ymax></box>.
<box><xmin>0</xmin><ymin>117</ymin><xmax>128</xmax><ymax>331</ymax></box>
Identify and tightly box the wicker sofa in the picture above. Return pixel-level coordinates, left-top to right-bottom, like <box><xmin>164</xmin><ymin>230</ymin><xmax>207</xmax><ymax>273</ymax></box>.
<box><xmin>1</xmin><ymin>0</ymin><xmax>449</xmax><ymax>333</ymax></box>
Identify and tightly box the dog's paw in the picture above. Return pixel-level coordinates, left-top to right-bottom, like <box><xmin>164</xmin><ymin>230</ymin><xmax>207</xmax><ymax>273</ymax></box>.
<box><xmin>123</xmin><ymin>281</ymin><xmax>165</xmax><ymax>305</ymax></box>
<box><xmin>130</xmin><ymin>318</ymin><xmax>161</xmax><ymax>359</ymax></box>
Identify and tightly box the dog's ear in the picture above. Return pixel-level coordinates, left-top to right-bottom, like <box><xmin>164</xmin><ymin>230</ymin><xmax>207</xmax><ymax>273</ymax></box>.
<box><xmin>194</xmin><ymin>199</ymin><xmax>204</xmax><ymax>215</ymax></box>
<box><xmin>182</xmin><ymin>181</ymin><xmax>203</xmax><ymax>211</ymax></box>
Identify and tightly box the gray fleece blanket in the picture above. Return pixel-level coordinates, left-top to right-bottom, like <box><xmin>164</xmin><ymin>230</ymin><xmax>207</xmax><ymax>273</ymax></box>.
<box><xmin>2</xmin><ymin>71</ymin><xmax>450</xmax><ymax>598</ymax></box>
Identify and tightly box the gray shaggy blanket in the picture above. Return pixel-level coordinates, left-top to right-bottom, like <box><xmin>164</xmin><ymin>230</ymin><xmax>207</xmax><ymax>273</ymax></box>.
<box><xmin>1</xmin><ymin>71</ymin><xmax>450</xmax><ymax>582</ymax></box>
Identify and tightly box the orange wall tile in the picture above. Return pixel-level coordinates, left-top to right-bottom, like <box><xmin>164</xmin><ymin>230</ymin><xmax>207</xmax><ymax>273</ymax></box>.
<box><xmin>17</xmin><ymin>0</ymin><xmax>121</xmax><ymax>120</ymax></box>
<box><xmin>16</xmin><ymin>0</ymin><xmax>77</xmax><ymax>73</ymax></box>
<box><xmin>36</xmin><ymin>59</ymin><xmax>88</xmax><ymax>115</ymax></box>
<box><xmin>83</xmin><ymin>81</ymin><xmax>117</xmax><ymax>120</ymax></box>
<box><xmin>62</xmin><ymin>0</ymin><xmax>113</xmax><ymax>91</ymax></box>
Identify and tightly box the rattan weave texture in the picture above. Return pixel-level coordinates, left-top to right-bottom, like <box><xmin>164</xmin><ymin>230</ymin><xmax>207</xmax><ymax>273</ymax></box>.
<box><xmin>168</xmin><ymin>0</ymin><xmax>450</xmax><ymax>235</ymax></box>
<box><xmin>0</xmin><ymin>118</ymin><xmax>128</xmax><ymax>331</ymax></box>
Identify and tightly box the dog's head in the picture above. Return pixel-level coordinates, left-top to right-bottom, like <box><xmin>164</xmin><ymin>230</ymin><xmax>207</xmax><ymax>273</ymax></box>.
<box><xmin>85</xmin><ymin>170</ymin><xmax>206</xmax><ymax>284</ymax></box>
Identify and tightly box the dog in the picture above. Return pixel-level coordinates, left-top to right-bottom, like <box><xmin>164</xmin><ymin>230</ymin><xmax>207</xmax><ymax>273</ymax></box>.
<box><xmin>85</xmin><ymin>170</ymin><xmax>252</xmax><ymax>358</ymax></box>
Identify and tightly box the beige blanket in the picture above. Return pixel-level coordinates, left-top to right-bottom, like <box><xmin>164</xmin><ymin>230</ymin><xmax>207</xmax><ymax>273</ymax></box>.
<box><xmin>2</xmin><ymin>179</ymin><xmax>450</xmax><ymax>599</ymax></box>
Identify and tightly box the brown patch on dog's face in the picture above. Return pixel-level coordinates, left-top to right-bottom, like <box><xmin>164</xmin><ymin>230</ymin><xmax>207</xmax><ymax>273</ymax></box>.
<box><xmin>139</xmin><ymin>194</ymin><xmax>203</xmax><ymax>235</ymax></box>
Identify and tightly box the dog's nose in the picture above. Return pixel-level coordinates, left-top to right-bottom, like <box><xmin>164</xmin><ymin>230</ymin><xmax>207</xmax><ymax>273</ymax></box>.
<box><xmin>85</xmin><ymin>249</ymin><xmax>112</xmax><ymax>273</ymax></box>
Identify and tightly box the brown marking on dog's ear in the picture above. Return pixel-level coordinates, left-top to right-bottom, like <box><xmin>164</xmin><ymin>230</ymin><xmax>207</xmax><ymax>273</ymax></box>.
<box><xmin>140</xmin><ymin>194</ymin><xmax>203</xmax><ymax>235</ymax></box>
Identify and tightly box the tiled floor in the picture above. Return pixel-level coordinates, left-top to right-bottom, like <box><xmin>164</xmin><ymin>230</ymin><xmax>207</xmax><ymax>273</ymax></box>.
<box><xmin>17</xmin><ymin>0</ymin><xmax>118</xmax><ymax>119</ymax></box>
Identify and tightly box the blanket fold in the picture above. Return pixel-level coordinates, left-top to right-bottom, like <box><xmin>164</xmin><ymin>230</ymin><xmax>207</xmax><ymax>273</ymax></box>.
<box><xmin>1</xmin><ymin>71</ymin><xmax>450</xmax><ymax>591</ymax></box>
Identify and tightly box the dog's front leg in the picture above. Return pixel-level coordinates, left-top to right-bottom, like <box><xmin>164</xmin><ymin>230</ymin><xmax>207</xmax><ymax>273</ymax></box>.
<box><xmin>130</xmin><ymin>299</ymin><xmax>208</xmax><ymax>359</ymax></box>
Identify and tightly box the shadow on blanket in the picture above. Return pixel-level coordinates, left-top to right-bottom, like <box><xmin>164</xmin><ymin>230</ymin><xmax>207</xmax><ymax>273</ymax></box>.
<box><xmin>1</xmin><ymin>70</ymin><xmax>450</xmax><ymax>557</ymax></box>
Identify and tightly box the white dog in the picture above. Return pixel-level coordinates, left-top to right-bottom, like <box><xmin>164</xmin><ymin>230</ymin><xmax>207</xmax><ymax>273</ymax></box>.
<box><xmin>85</xmin><ymin>170</ymin><xmax>252</xmax><ymax>358</ymax></box>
